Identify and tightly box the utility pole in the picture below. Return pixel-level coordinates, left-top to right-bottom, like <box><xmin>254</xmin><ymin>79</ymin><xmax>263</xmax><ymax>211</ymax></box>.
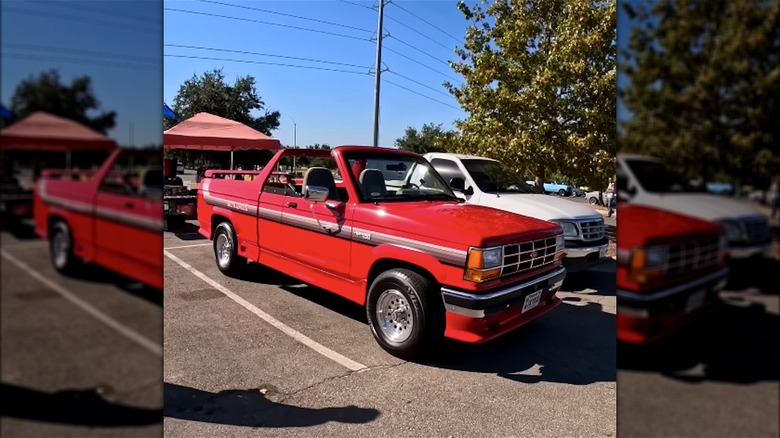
<box><xmin>372</xmin><ymin>0</ymin><xmax>385</xmax><ymax>147</ymax></box>
<box><xmin>291</xmin><ymin>118</ymin><xmax>297</xmax><ymax>173</ymax></box>
<box><xmin>130</xmin><ymin>121</ymin><xmax>134</xmax><ymax>147</ymax></box>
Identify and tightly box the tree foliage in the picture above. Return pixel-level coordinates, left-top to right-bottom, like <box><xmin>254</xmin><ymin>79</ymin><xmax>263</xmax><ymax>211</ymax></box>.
<box><xmin>394</xmin><ymin>123</ymin><xmax>457</xmax><ymax>155</ymax></box>
<box><xmin>619</xmin><ymin>0</ymin><xmax>780</xmax><ymax>186</ymax></box>
<box><xmin>447</xmin><ymin>0</ymin><xmax>616</xmax><ymax>192</ymax></box>
<box><xmin>6</xmin><ymin>70</ymin><xmax>116</xmax><ymax>134</ymax></box>
<box><xmin>165</xmin><ymin>68</ymin><xmax>281</xmax><ymax>135</ymax></box>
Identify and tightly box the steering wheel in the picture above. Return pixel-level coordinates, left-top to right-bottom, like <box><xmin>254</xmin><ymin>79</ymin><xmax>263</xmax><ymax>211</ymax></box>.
<box><xmin>404</xmin><ymin>182</ymin><xmax>420</xmax><ymax>190</ymax></box>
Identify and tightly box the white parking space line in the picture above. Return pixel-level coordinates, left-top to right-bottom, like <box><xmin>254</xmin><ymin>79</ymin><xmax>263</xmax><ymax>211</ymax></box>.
<box><xmin>164</xmin><ymin>243</ymin><xmax>212</xmax><ymax>250</ymax></box>
<box><xmin>1</xmin><ymin>250</ymin><xmax>163</xmax><ymax>357</ymax></box>
<box><xmin>164</xmin><ymin>250</ymin><xmax>368</xmax><ymax>372</ymax></box>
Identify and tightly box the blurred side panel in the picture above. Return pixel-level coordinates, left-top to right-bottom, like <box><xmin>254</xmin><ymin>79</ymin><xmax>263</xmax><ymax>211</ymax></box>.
<box><xmin>616</xmin><ymin>0</ymin><xmax>779</xmax><ymax>437</ymax></box>
<box><xmin>1</xmin><ymin>1</ymin><xmax>163</xmax><ymax>436</ymax></box>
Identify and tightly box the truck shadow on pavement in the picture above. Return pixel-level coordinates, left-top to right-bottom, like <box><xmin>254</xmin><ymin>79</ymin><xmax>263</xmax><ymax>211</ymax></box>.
<box><xmin>1</xmin><ymin>220</ymin><xmax>39</xmax><ymax>240</ymax></box>
<box><xmin>426</xmin><ymin>299</ymin><xmax>616</xmax><ymax>385</ymax></box>
<box><xmin>62</xmin><ymin>264</ymin><xmax>162</xmax><ymax>306</ymax></box>
<box><xmin>725</xmin><ymin>257</ymin><xmax>780</xmax><ymax>295</ymax></box>
<box><xmin>562</xmin><ymin>259</ymin><xmax>616</xmax><ymax>296</ymax></box>
<box><xmin>0</xmin><ymin>382</ymin><xmax>161</xmax><ymax>427</ymax></box>
<box><xmin>617</xmin><ymin>302</ymin><xmax>780</xmax><ymax>384</ymax></box>
<box><xmin>163</xmin><ymin>382</ymin><xmax>380</xmax><ymax>428</ymax></box>
<box><xmin>165</xmin><ymin>220</ymin><xmax>207</xmax><ymax>241</ymax></box>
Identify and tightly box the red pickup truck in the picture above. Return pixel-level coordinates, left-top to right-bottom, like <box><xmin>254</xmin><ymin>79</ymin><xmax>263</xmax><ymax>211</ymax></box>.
<box><xmin>34</xmin><ymin>148</ymin><xmax>164</xmax><ymax>290</ymax></box>
<box><xmin>197</xmin><ymin>146</ymin><xmax>567</xmax><ymax>359</ymax></box>
<box><xmin>616</xmin><ymin>204</ymin><xmax>729</xmax><ymax>343</ymax></box>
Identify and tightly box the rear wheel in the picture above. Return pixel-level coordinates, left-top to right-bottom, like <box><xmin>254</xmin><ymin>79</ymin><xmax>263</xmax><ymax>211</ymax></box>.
<box><xmin>558</xmin><ymin>189</ymin><xmax>567</xmax><ymax>196</ymax></box>
<box><xmin>366</xmin><ymin>268</ymin><xmax>444</xmax><ymax>360</ymax></box>
<box><xmin>589</xmin><ymin>196</ymin><xmax>599</xmax><ymax>205</ymax></box>
<box><xmin>50</xmin><ymin>221</ymin><xmax>80</xmax><ymax>274</ymax></box>
<box><xmin>213</xmin><ymin>222</ymin><xmax>246</xmax><ymax>276</ymax></box>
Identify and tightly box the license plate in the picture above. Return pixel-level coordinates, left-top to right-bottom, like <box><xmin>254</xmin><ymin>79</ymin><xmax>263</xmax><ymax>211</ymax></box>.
<box><xmin>685</xmin><ymin>289</ymin><xmax>706</xmax><ymax>314</ymax></box>
<box><xmin>599</xmin><ymin>247</ymin><xmax>607</xmax><ymax>258</ymax></box>
<box><xmin>522</xmin><ymin>290</ymin><xmax>542</xmax><ymax>313</ymax></box>
<box><xmin>163</xmin><ymin>202</ymin><xmax>169</xmax><ymax>210</ymax></box>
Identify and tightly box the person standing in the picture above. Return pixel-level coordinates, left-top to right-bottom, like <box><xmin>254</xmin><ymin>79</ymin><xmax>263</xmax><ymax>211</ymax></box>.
<box><xmin>606</xmin><ymin>179</ymin><xmax>616</xmax><ymax>218</ymax></box>
<box><xmin>769</xmin><ymin>179</ymin><xmax>779</xmax><ymax>219</ymax></box>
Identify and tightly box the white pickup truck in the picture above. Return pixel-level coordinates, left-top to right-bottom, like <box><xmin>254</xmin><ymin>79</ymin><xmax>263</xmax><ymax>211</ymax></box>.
<box><xmin>424</xmin><ymin>152</ymin><xmax>609</xmax><ymax>272</ymax></box>
<box><xmin>617</xmin><ymin>153</ymin><xmax>771</xmax><ymax>259</ymax></box>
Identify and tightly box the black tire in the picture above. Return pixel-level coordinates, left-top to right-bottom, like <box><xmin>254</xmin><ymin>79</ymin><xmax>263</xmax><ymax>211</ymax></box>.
<box><xmin>366</xmin><ymin>268</ymin><xmax>445</xmax><ymax>360</ymax></box>
<box><xmin>213</xmin><ymin>221</ymin><xmax>246</xmax><ymax>276</ymax></box>
<box><xmin>589</xmin><ymin>196</ymin><xmax>598</xmax><ymax>205</ymax></box>
<box><xmin>49</xmin><ymin>221</ymin><xmax>80</xmax><ymax>274</ymax></box>
<box><xmin>558</xmin><ymin>189</ymin><xmax>567</xmax><ymax>196</ymax></box>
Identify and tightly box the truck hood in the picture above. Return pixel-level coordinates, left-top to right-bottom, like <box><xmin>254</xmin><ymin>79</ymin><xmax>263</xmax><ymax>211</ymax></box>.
<box><xmin>617</xmin><ymin>205</ymin><xmax>723</xmax><ymax>248</ymax></box>
<box><xmin>476</xmin><ymin>193</ymin><xmax>602</xmax><ymax>221</ymax></box>
<box><xmin>633</xmin><ymin>193</ymin><xmax>764</xmax><ymax>222</ymax></box>
<box><xmin>352</xmin><ymin>201</ymin><xmax>562</xmax><ymax>249</ymax></box>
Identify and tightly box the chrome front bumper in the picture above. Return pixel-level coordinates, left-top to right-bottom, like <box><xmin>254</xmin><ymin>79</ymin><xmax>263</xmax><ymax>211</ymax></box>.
<box><xmin>727</xmin><ymin>243</ymin><xmax>771</xmax><ymax>259</ymax></box>
<box><xmin>441</xmin><ymin>266</ymin><xmax>567</xmax><ymax>318</ymax></box>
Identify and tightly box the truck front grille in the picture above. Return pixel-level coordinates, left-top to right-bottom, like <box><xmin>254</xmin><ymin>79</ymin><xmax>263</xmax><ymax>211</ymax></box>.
<box><xmin>743</xmin><ymin>218</ymin><xmax>770</xmax><ymax>242</ymax></box>
<box><xmin>500</xmin><ymin>237</ymin><xmax>557</xmax><ymax>276</ymax></box>
<box><xmin>578</xmin><ymin>219</ymin><xmax>605</xmax><ymax>241</ymax></box>
<box><xmin>666</xmin><ymin>237</ymin><xmax>721</xmax><ymax>276</ymax></box>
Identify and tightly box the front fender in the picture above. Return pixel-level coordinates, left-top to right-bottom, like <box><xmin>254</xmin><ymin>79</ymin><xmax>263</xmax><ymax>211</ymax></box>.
<box><xmin>363</xmin><ymin>243</ymin><xmax>459</xmax><ymax>286</ymax></box>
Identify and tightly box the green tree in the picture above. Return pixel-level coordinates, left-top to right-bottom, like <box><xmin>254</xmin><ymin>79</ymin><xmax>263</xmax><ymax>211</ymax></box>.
<box><xmin>7</xmin><ymin>70</ymin><xmax>116</xmax><ymax>133</ymax></box>
<box><xmin>166</xmin><ymin>68</ymin><xmax>281</xmax><ymax>135</ymax></box>
<box><xmin>619</xmin><ymin>0</ymin><xmax>780</xmax><ymax>186</ymax></box>
<box><xmin>447</xmin><ymin>0</ymin><xmax>616</xmax><ymax>193</ymax></box>
<box><xmin>394</xmin><ymin>123</ymin><xmax>457</xmax><ymax>155</ymax></box>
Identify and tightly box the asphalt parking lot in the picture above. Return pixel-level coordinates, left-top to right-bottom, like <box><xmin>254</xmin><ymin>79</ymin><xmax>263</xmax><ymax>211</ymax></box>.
<box><xmin>163</xmin><ymin>220</ymin><xmax>617</xmax><ymax>437</ymax></box>
<box><xmin>1</xmin><ymin>222</ymin><xmax>163</xmax><ymax>437</ymax></box>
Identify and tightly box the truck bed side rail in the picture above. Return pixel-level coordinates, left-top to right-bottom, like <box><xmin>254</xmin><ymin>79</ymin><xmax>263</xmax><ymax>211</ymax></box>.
<box><xmin>204</xmin><ymin>170</ymin><xmax>264</xmax><ymax>181</ymax></box>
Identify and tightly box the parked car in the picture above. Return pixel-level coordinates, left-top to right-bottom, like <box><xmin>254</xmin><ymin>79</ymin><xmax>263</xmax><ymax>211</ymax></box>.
<box><xmin>617</xmin><ymin>204</ymin><xmax>729</xmax><ymax>343</ymax></box>
<box><xmin>197</xmin><ymin>146</ymin><xmax>568</xmax><ymax>359</ymax></box>
<box><xmin>586</xmin><ymin>190</ymin><xmax>604</xmax><ymax>205</ymax></box>
<box><xmin>425</xmin><ymin>152</ymin><xmax>608</xmax><ymax>272</ymax></box>
<box><xmin>1</xmin><ymin>175</ymin><xmax>33</xmax><ymax>228</ymax></box>
<box><xmin>34</xmin><ymin>148</ymin><xmax>164</xmax><ymax>290</ymax></box>
<box><xmin>543</xmin><ymin>181</ymin><xmax>574</xmax><ymax>196</ymax></box>
<box><xmin>617</xmin><ymin>154</ymin><xmax>771</xmax><ymax>260</ymax></box>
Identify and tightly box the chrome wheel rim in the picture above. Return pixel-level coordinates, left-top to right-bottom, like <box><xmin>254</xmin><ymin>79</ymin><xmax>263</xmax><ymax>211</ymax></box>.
<box><xmin>375</xmin><ymin>289</ymin><xmax>413</xmax><ymax>343</ymax></box>
<box><xmin>216</xmin><ymin>233</ymin><xmax>232</xmax><ymax>267</ymax></box>
<box><xmin>52</xmin><ymin>230</ymin><xmax>69</xmax><ymax>268</ymax></box>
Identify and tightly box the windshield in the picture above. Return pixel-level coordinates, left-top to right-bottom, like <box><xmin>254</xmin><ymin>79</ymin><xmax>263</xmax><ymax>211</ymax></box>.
<box><xmin>624</xmin><ymin>159</ymin><xmax>706</xmax><ymax>194</ymax></box>
<box><xmin>344</xmin><ymin>151</ymin><xmax>458</xmax><ymax>202</ymax></box>
<box><xmin>461</xmin><ymin>159</ymin><xmax>535</xmax><ymax>194</ymax></box>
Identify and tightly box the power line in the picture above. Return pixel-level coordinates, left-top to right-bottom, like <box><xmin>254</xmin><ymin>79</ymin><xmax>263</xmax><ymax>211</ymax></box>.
<box><xmin>3</xmin><ymin>6</ymin><xmax>160</xmax><ymax>33</ymax></box>
<box><xmin>387</xmin><ymin>34</ymin><xmax>453</xmax><ymax>68</ymax></box>
<box><xmin>338</xmin><ymin>0</ymin><xmax>376</xmax><ymax>11</ymax></box>
<box><xmin>166</xmin><ymin>44</ymin><xmax>371</xmax><ymax>69</ymax></box>
<box><xmin>391</xmin><ymin>2</ymin><xmax>462</xmax><ymax>43</ymax></box>
<box><xmin>384</xmin><ymin>15</ymin><xmax>453</xmax><ymax>52</ymax></box>
<box><xmin>4</xmin><ymin>43</ymin><xmax>159</xmax><ymax>65</ymax></box>
<box><xmin>384</xmin><ymin>46</ymin><xmax>461</xmax><ymax>83</ymax></box>
<box><xmin>41</xmin><ymin>0</ymin><xmax>161</xmax><ymax>27</ymax></box>
<box><xmin>383</xmin><ymin>79</ymin><xmax>461</xmax><ymax>110</ymax></box>
<box><xmin>197</xmin><ymin>0</ymin><xmax>374</xmax><ymax>33</ymax></box>
<box><xmin>165</xmin><ymin>54</ymin><xmax>372</xmax><ymax>75</ymax></box>
<box><xmin>387</xmin><ymin>71</ymin><xmax>453</xmax><ymax>98</ymax></box>
<box><xmin>4</xmin><ymin>53</ymin><xmax>160</xmax><ymax>72</ymax></box>
<box><xmin>164</xmin><ymin>8</ymin><xmax>370</xmax><ymax>42</ymax></box>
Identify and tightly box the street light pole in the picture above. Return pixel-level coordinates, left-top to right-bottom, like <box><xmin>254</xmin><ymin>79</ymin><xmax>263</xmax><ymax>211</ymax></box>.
<box><xmin>291</xmin><ymin>118</ymin><xmax>297</xmax><ymax>173</ymax></box>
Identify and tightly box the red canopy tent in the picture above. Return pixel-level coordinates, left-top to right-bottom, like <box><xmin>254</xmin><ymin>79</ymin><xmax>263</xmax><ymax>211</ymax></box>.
<box><xmin>164</xmin><ymin>112</ymin><xmax>282</xmax><ymax>169</ymax></box>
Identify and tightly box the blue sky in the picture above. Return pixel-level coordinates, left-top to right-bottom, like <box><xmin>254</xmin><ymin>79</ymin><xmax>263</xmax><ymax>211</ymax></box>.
<box><xmin>1</xmin><ymin>0</ymin><xmax>163</xmax><ymax>147</ymax></box>
<box><xmin>164</xmin><ymin>0</ymin><xmax>470</xmax><ymax>147</ymax></box>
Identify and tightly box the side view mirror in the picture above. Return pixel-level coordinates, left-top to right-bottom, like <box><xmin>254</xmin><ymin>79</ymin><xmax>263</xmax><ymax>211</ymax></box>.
<box><xmin>449</xmin><ymin>177</ymin><xmax>466</xmax><ymax>191</ymax></box>
<box><xmin>304</xmin><ymin>185</ymin><xmax>329</xmax><ymax>203</ymax></box>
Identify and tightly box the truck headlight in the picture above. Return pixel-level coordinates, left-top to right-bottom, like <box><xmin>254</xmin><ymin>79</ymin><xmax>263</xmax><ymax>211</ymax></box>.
<box><xmin>465</xmin><ymin>246</ymin><xmax>503</xmax><ymax>282</ymax></box>
<box><xmin>719</xmin><ymin>220</ymin><xmax>744</xmax><ymax>241</ymax></box>
<box><xmin>555</xmin><ymin>235</ymin><xmax>565</xmax><ymax>261</ymax></box>
<box><xmin>551</xmin><ymin>220</ymin><xmax>578</xmax><ymax>237</ymax></box>
<box><xmin>628</xmin><ymin>245</ymin><xmax>667</xmax><ymax>283</ymax></box>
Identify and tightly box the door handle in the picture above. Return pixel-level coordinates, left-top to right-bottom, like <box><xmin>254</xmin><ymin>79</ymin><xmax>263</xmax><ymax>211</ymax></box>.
<box><xmin>286</xmin><ymin>202</ymin><xmax>298</xmax><ymax>208</ymax></box>
<box><xmin>124</xmin><ymin>202</ymin><xmax>134</xmax><ymax>208</ymax></box>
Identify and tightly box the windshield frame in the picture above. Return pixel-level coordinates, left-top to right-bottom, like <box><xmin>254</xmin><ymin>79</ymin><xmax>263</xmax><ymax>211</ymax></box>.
<box><xmin>342</xmin><ymin>151</ymin><xmax>460</xmax><ymax>203</ymax></box>
<box><xmin>460</xmin><ymin>158</ymin><xmax>536</xmax><ymax>194</ymax></box>
<box><xmin>624</xmin><ymin>158</ymin><xmax>706</xmax><ymax>194</ymax></box>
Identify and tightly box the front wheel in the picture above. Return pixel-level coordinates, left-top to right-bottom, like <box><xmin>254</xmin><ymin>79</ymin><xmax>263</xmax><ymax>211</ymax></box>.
<box><xmin>589</xmin><ymin>196</ymin><xmax>598</xmax><ymax>205</ymax></box>
<box><xmin>366</xmin><ymin>268</ymin><xmax>444</xmax><ymax>360</ymax></box>
<box><xmin>558</xmin><ymin>189</ymin><xmax>567</xmax><ymax>196</ymax></box>
<box><xmin>213</xmin><ymin>222</ymin><xmax>246</xmax><ymax>276</ymax></box>
<box><xmin>50</xmin><ymin>221</ymin><xmax>80</xmax><ymax>274</ymax></box>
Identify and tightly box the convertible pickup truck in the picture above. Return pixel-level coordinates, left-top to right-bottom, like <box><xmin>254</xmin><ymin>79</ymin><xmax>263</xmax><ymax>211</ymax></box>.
<box><xmin>425</xmin><ymin>152</ymin><xmax>608</xmax><ymax>272</ymax></box>
<box><xmin>197</xmin><ymin>146</ymin><xmax>567</xmax><ymax>359</ymax></box>
<box><xmin>617</xmin><ymin>204</ymin><xmax>729</xmax><ymax>343</ymax></box>
<box><xmin>34</xmin><ymin>148</ymin><xmax>164</xmax><ymax>290</ymax></box>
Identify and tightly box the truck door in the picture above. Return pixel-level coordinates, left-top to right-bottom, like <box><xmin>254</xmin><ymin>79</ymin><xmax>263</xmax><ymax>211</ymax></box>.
<box><xmin>94</xmin><ymin>151</ymin><xmax>163</xmax><ymax>287</ymax></box>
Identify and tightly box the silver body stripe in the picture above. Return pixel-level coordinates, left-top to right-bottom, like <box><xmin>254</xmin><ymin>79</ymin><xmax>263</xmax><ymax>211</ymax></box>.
<box><xmin>39</xmin><ymin>180</ymin><xmax>163</xmax><ymax>232</ymax></box>
<box><xmin>203</xmin><ymin>185</ymin><xmax>468</xmax><ymax>266</ymax></box>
